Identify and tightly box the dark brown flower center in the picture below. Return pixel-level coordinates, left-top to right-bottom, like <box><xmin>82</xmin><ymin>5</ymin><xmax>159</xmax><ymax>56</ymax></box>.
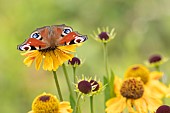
<box><xmin>78</xmin><ymin>80</ymin><xmax>91</xmax><ymax>94</ymax></box>
<box><xmin>149</xmin><ymin>55</ymin><xmax>162</xmax><ymax>63</ymax></box>
<box><xmin>68</xmin><ymin>57</ymin><xmax>81</xmax><ymax>65</ymax></box>
<box><xmin>120</xmin><ymin>78</ymin><xmax>144</xmax><ymax>99</ymax></box>
<box><xmin>39</xmin><ymin>95</ymin><xmax>50</xmax><ymax>102</ymax></box>
<box><xmin>156</xmin><ymin>105</ymin><xmax>170</xmax><ymax>113</ymax></box>
<box><xmin>98</xmin><ymin>32</ymin><xmax>109</xmax><ymax>40</ymax></box>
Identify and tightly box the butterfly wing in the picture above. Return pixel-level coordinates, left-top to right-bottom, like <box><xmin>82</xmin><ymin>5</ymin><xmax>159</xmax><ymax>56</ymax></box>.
<box><xmin>17</xmin><ymin>26</ymin><xmax>50</xmax><ymax>51</ymax></box>
<box><xmin>17</xmin><ymin>25</ymin><xmax>88</xmax><ymax>51</ymax></box>
<box><xmin>52</xmin><ymin>25</ymin><xmax>87</xmax><ymax>46</ymax></box>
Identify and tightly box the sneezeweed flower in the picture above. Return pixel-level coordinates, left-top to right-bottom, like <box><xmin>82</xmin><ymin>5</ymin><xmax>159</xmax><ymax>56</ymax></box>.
<box><xmin>156</xmin><ymin>105</ymin><xmax>170</xmax><ymax>113</ymax></box>
<box><xmin>22</xmin><ymin>45</ymin><xmax>77</xmax><ymax>71</ymax></box>
<box><xmin>90</xmin><ymin>27</ymin><xmax>116</xmax><ymax>43</ymax></box>
<box><xmin>68</xmin><ymin>57</ymin><xmax>81</xmax><ymax>67</ymax></box>
<box><xmin>105</xmin><ymin>76</ymin><xmax>162</xmax><ymax>113</ymax></box>
<box><xmin>75</xmin><ymin>76</ymin><xmax>104</xmax><ymax>96</ymax></box>
<box><xmin>145</xmin><ymin>54</ymin><xmax>168</xmax><ymax>68</ymax></box>
<box><xmin>124</xmin><ymin>64</ymin><xmax>168</xmax><ymax>98</ymax></box>
<box><xmin>28</xmin><ymin>92</ymin><xmax>73</xmax><ymax>113</ymax></box>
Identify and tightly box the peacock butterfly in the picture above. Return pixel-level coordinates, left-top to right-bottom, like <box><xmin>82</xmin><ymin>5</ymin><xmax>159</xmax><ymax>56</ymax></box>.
<box><xmin>17</xmin><ymin>24</ymin><xmax>87</xmax><ymax>51</ymax></box>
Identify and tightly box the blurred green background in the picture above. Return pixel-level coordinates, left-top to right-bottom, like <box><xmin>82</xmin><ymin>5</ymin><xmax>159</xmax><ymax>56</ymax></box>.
<box><xmin>0</xmin><ymin>0</ymin><xmax>170</xmax><ymax>112</ymax></box>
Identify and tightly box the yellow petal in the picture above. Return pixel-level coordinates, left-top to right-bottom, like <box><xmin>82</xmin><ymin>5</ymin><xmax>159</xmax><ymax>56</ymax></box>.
<box><xmin>133</xmin><ymin>98</ymin><xmax>147</xmax><ymax>113</ymax></box>
<box><xmin>59</xmin><ymin>101</ymin><xmax>73</xmax><ymax>113</ymax></box>
<box><xmin>114</xmin><ymin>76</ymin><xmax>122</xmax><ymax>96</ymax></box>
<box><xmin>143</xmin><ymin>94</ymin><xmax>162</xmax><ymax>112</ymax></box>
<box><xmin>35</xmin><ymin>53</ymin><xmax>43</xmax><ymax>70</ymax></box>
<box><xmin>146</xmin><ymin>80</ymin><xmax>168</xmax><ymax>98</ymax></box>
<box><xmin>58</xmin><ymin>44</ymin><xmax>77</xmax><ymax>53</ymax></box>
<box><xmin>105</xmin><ymin>96</ymin><xmax>126</xmax><ymax>113</ymax></box>
<box><xmin>50</xmin><ymin>51</ymin><xmax>60</xmax><ymax>71</ymax></box>
<box><xmin>55</xmin><ymin>49</ymin><xmax>73</xmax><ymax>63</ymax></box>
<box><xmin>21</xmin><ymin>50</ymin><xmax>39</xmax><ymax>57</ymax></box>
<box><xmin>150</xmin><ymin>71</ymin><xmax>163</xmax><ymax>80</ymax></box>
<box><xmin>127</xmin><ymin>99</ymin><xmax>136</xmax><ymax>113</ymax></box>
<box><xmin>23</xmin><ymin>56</ymin><xmax>35</xmax><ymax>67</ymax></box>
<box><xmin>43</xmin><ymin>52</ymin><xmax>53</xmax><ymax>71</ymax></box>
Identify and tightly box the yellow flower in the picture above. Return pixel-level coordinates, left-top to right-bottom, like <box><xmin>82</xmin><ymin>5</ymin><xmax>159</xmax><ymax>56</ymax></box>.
<box><xmin>105</xmin><ymin>76</ymin><xmax>162</xmax><ymax>113</ymax></box>
<box><xmin>22</xmin><ymin>45</ymin><xmax>77</xmax><ymax>71</ymax></box>
<box><xmin>124</xmin><ymin>64</ymin><xmax>168</xmax><ymax>98</ymax></box>
<box><xmin>28</xmin><ymin>93</ymin><xmax>73</xmax><ymax>113</ymax></box>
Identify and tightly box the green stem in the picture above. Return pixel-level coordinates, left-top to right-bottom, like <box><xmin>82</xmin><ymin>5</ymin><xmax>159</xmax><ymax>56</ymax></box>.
<box><xmin>90</xmin><ymin>96</ymin><xmax>94</xmax><ymax>113</ymax></box>
<box><xmin>103</xmin><ymin>43</ymin><xmax>109</xmax><ymax>78</ymax></box>
<box><xmin>73</xmin><ymin>67</ymin><xmax>78</xmax><ymax>97</ymax></box>
<box><xmin>75</xmin><ymin>93</ymin><xmax>82</xmax><ymax>113</ymax></box>
<box><xmin>62</xmin><ymin>63</ymin><xmax>74</xmax><ymax>99</ymax></box>
<box><xmin>73</xmin><ymin>67</ymin><xmax>76</xmax><ymax>84</ymax></box>
<box><xmin>155</xmin><ymin>65</ymin><xmax>160</xmax><ymax>72</ymax></box>
<box><xmin>52</xmin><ymin>71</ymin><xmax>63</xmax><ymax>101</ymax></box>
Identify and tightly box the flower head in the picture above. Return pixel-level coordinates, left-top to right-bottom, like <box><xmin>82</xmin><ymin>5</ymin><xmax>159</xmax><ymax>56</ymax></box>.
<box><xmin>22</xmin><ymin>45</ymin><xmax>77</xmax><ymax>71</ymax></box>
<box><xmin>105</xmin><ymin>76</ymin><xmax>162</xmax><ymax>113</ymax></box>
<box><xmin>28</xmin><ymin>93</ymin><xmax>73</xmax><ymax>113</ymax></box>
<box><xmin>145</xmin><ymin>54</ymin><xmax>168</xmax><ymax>67</ymax></box>
<box><xmin>91</xmin><ymin>27</ymin><xmax>116</xmax><ymax>43</ymax></box>
<box><xmin>124</xmin><ymin>64</ymin><xmax>150</xmax><ymax>84</ymax></box>
<box><xmin>75</xmin><ymin>76</ymin><xmax>104</xmax><ymax>96</ymax></box>
<box><xmin>156</xmin><ymin>105</ymin><xmax>170</xmax><ymax>113</ymax></box>
<box><xmin>68</xmin><ymin>57</ymin><xmax>81</xmax><ymax>67</ymax></box>
<box><xmin>124</xmin><ymin>64</ymin><xmax>168</xmax><ymax>98</ymax></box>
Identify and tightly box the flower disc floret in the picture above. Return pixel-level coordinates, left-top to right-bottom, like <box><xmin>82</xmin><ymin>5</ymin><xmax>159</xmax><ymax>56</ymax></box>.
<box><xmin>120</xmin><ymin>78</ymin><xmax>144</xmax><ymax>99</ymax></box>
<box><xmin>78</xmin><ymin>80</ymin><xmax>92</xmax><ymax>94</ymax></box>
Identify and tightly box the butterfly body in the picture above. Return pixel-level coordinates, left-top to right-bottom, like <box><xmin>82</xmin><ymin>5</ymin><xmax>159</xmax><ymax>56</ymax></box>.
<box><xmin>18</xmin><ymin>24</ymin><xmax>87</xmax><ymax>51</ymax></box>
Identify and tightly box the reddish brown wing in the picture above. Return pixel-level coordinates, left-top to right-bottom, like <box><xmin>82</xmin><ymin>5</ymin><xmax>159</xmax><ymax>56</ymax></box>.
<box><xmin>17</xmin><ymin>26</ymin><xmax>50</xmax><ymax>51</ymax></box>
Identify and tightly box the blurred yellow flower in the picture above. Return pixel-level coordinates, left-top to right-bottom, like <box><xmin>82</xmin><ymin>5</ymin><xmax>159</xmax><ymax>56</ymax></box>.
<box><xmin>22</xmin><ymin>45</ymin><xmax>77</xmax><ymax>71</ymax></box>
<box><xmin>167</xmin><ymin>85</ymin><xmax>170</xmax><ymax>98</ymax></box>
<box><xmin>105</xmin><ymin>76</ymin><xmax>162</xmax><ymax>113</ymax></box>
<box><xmin>124</xmin><ymin>64</ymin><xmax>168</xmax><ymax>98</ymax></box>
<box><xmin>28</xmin><ymin>93</ymin><xmax>73</xmax><ymax>113</ymax></box>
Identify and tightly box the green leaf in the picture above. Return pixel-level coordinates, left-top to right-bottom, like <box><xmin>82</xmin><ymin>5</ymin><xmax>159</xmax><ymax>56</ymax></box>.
<box><xmin>104</xmin><ymin>76</ymin><xmax>110</xmax><ymax>105</ymax></box>
<box><xmin>109</xmin><ymin>69</ymin><xmax>115</xmax><ymax>97</ymax></box>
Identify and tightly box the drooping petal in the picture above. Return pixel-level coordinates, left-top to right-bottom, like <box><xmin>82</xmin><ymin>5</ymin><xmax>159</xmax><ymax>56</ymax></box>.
<box><xmin>23</xmin><ymin>56</ymin><xmax>35</xmax><ymax>67</ymax></box>
<box><xmin>35</xmin><ymin>52</ymin><xmax>43</xmax><ymax>70</ymax></box>
<box><xmin>50</xmin><ymin>51</ymin><xmax>61</xmax><ymax>71</ymax></box>
<box><xmin>133</xmin><ymin>98</ymin><xmax>147</xmax><ymax>113</ymax></box>
<box><xmin>126</xmin><ymin>99</ymin><xmax>136</xmax><ymax>113</ymax></box>
<box><xmin>114</xmin><ymin>76</ymin><xmax>122</xmax><ymax>96</ymax></box>
<box><xmin>59</xmin><ymin>101</ymin><xmax>73</xmax><ymax>113</ymax></box>
<box><xmin>55</xmin><ymin>49</ymin><xmax>73</xmax><ymax>63</ymax></box>
<box><xmin>143</xmin><ymin>95</ymin><xmax>162</xmax><ymax>113</ymax></box>
<box><xmin>146</xmin><ymin>80</ymin><xmax>168</xmax><ymax>98</ymax></box>
<box><xmin>105</xmin><ymin>96</ymin><xmax>126</xmax><ymax>113</ymax></box>
<box><xmin>43</xmin><ymin>52</ymin><xmax>53</xmax><ymax>71</ymax></box>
